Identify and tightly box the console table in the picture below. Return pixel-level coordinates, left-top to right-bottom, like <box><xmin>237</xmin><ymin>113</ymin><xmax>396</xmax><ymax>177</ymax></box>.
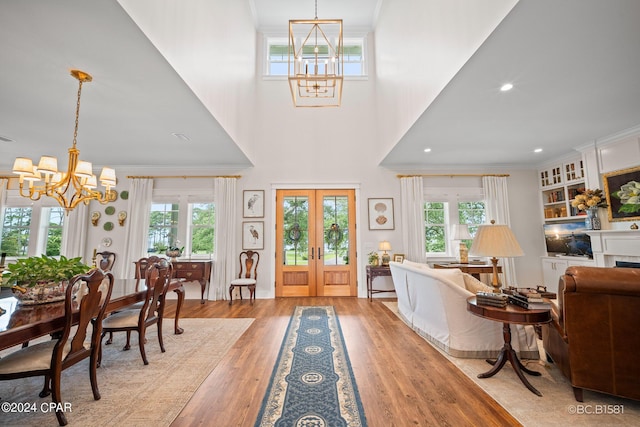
<box><xmin>173</xmin><ymin>260</ymin><xmax>212</xmax><ymax>304</ymax></box>
<box><xmin>467</xmin><ymin>296</ymin><xmax>551</xmax><ymax>396</ymax></box>
<box><xmin>136</xmin><ymin>259</ymin><xmax>212</xmax><ymax>304</ymax></box>
<box><xmin>433</xmin><ymin>263</ymin><xmax>501</xmax><ymax>281</ymax></box>
<box><xmin>366</xmin><ymin>265</ymin><xmax>395</xmax><ymax>301</ymax></box>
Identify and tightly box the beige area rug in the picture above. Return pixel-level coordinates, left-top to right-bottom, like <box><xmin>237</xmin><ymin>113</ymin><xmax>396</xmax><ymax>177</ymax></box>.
<box><xmin>381</xmin><ymin>301</ymin><xmax>640</xmax><ymax>427</ymax></box>
<box><xmin>0</xmin><ymin>318</ymin><xmax>254</xmax><ymax>426</ymax></box>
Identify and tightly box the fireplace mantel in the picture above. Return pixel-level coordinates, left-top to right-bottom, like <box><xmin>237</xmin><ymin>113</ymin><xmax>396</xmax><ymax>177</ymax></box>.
<box><xmin>586</xmin><ymin>229</ymin><xmax>640</xmax><ymax>267</ymax></box>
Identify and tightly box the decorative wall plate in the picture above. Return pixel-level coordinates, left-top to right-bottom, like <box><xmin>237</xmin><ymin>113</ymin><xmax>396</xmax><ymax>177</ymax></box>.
<box><xmin>120</xmin><ymin>190</ymin><xmax>129</xmax><ymax>200</ymax></box>
<box><xmin>118</xmin><ymin>211</ymin><xmax>127</xmax><ymax>226</ymax></box>
<box><xmin>101</xmin><ymin>237</ymin><xmax>113</xmax><ymax>247</ymax></box>
<box><xmin>103</xmin><ymin>221</ymin><xmax>114</xmax><ymax>231</ymax></box>
<box><xmin>105</xmin><ymin>206</ymin><xmax>116</xmax><ymax>215</ymax></box>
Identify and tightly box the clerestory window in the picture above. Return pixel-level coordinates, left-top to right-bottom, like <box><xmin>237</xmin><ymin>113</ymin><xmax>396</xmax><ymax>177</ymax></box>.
<box><xmin>265</xmin><ymin>37</ymin><xmax>366</xmax><ymax>77</ymax></box>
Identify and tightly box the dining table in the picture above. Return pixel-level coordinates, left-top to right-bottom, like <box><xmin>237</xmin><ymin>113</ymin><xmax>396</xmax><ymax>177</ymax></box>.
<box><xmin>0</xmin><ymin>278</ymin><xmax>185</xmax><ymax>352</ymax></box>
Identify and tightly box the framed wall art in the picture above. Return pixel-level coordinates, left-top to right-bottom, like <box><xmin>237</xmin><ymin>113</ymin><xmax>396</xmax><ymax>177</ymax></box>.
<box><xmin>603</xmin><ymin>165</ymin><xmax>640</xmax><ymax>222</ymax></box>
<box><xmin>243</xmin><ymin>190</ymin><xmax>264</xmax><ymax>218</ymax></box>
<box><xmin>368</xmin><ymin>198</ymin><xmax>395</xmax><ymax>230</ymax></box>
<box><xmin>393</xmin><ymin>253</ymin><xmax>405</xmax><ymax>263</ymax></box>
<box><xmin>242</xmin><ymin>221</ymin><xmax>264</xmax><ymax>250</ymax></box>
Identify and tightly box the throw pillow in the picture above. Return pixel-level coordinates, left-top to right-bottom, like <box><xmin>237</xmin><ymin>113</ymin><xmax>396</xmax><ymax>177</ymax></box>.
<box><xmin>462</xmin><ymin>275</ymin><xmax>493</xmax><ymax>294</ymax></box>
<box><xmin>428</xmin><ymin>268</ymin><xmax>466</xmax><ymax>289</ymax></box>
<box><xmin>402</xmin><ymin>259</ymin><xmax>431</xmax><ymax>269</ymax></box>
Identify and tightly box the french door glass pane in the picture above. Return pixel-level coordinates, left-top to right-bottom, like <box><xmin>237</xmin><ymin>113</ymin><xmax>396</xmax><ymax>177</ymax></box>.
<box><xmin>323</xmin><ymin>196</ymin><xmax>349</xmax><ymax>265</ymax></box>
<box><xmin>283</xmin><ymin>196</ymin><xmax>309</xmax><ymax>266</ymax></box>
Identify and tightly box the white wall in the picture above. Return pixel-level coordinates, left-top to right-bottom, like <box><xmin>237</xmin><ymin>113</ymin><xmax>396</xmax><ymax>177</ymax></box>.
<box><xmin>373</xmin><ymin>0</ymin><xmax>517</xmax><ymax>152</ymax></box>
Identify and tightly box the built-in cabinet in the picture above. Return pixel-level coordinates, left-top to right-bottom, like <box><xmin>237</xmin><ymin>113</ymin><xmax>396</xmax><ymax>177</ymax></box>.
<box><xmin>541</xmin><ymin>256</ymin><xmax>595</xmax><ymax>294</ymax></box>
<box><xmin>539</xmin><ymin>158</ymin><xmax>585</xmax><ymax>220</ymax></box>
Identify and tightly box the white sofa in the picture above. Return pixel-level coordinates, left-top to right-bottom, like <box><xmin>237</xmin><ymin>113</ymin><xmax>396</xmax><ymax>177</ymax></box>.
<box><xmin>389</xmin><ymin>260</ymin><xmax>539</xmax><ymax>359</ymax></box>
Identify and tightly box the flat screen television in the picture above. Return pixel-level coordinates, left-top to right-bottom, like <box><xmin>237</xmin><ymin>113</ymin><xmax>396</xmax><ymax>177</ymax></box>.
<box><xmin>543</xmin><ymin>220</ymin><xmax>593</xmax><ymax>258</ymax></box>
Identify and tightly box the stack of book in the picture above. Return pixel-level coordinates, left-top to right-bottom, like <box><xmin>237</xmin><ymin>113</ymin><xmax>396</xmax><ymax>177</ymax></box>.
<box><xmin>476</xmin><ymin>291</ymin><xmax>508</xmax><ymax>308</ymax></box>
<box><xmin>505</xmin><ymin>289</ymin><xmax>552</xmax><ymax>310</ymax></box>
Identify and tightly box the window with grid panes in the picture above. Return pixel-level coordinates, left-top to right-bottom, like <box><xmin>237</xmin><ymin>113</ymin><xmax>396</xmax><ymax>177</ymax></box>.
<box><xmin>0</xmin><ymin>207</ymin><xmax>32</xmax><ymax>257</ymax></box>
<box><xmin>266</xmin><ymin>37</ymin><xmax>365</xmax><ymax>76</ymax></box>
<box><xmin>424</xmin><ymin>202</ymin><xmax>447</xmax><ymax>254</ymax></box>
<box><xmin>43</xmin><ymin>207</ymin><xmax>64</xmax><ymax>256</ymax></box>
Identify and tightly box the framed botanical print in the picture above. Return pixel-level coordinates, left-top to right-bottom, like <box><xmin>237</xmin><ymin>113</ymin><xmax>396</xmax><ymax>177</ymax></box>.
<box><xmin>603</xmin><ymin>165</ymin><xmax>640</xmax><ymax>222</ymax></box>
<box><xmin>243</xmin><ymin>190</ymin><xmax>264</xmax><ymax>218</ymax></box>
<box><xmin>368</xmin><ymin>198</ymin><xmax>395</xmax><ymax>230</ymax></box>
<box><xmin>242</xmin><ymin>221</ymin><xmax>264</xmax><ymax>250</ymax></box>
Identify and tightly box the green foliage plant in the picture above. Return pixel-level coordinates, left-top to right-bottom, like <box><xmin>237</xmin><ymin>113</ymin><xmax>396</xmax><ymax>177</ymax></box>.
<box><xmin>1</xmin><ymin>255</ymin><xmax>90</xmax><ymax>288</ymax></box>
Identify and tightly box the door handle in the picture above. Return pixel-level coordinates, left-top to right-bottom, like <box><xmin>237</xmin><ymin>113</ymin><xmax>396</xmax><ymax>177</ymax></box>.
<box><xmin>318</xmin><ymin>247</ymin><xmax>322</xmax><ymax>259</ymax></box>
<box><xmin>311</xmin><ymin>247</ymin><xmax>314</xmax><ymax>260</ymax></box>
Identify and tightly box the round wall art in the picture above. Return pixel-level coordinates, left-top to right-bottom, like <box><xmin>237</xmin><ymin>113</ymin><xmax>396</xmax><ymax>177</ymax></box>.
<box><xmin>120</xmin><ymin>190</ymin><xmax>129</xmax><ymax>200</ymax></box>
<box><xmin>105</xmin><ymin>206</ymin><xmax>116</xmax><ymax>215</ymax></box>
<box><xmin>103</xmin><ymin>221</ymin><xmax>114</xmax><ymax>231</ymax></box>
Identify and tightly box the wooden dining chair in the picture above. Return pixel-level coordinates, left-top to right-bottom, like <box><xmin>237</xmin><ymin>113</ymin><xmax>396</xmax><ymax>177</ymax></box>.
<box><xmin>96</xmin><ymin>251</ymin><xmax>116</xmax><ymax>272</ymax></box>
<box><xmin>134</xmin><ymin>255</ymin><xmax>163</xmax><ymax>291</ymax></box>
<box><xmin>100</xmin><ymin>259</ymin><xmax>172</xmax><ymax>365</ymax></box>
<box><xmin>0</xmin><ymin>268</ymin><xmax>114</xmax><ymax>426</ymax></box>
<box><xmin>229</xmin><ymin>250</ymin><xmax>259</xmax><ymax>305</ymax></box>
<box><xmin>104</xmin><ymin>255</ymin><xmax>163</xmax><ymax>345</ymax></box>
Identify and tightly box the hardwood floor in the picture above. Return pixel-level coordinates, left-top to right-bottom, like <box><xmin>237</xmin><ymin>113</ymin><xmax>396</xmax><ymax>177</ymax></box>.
<box><xmin>164</xmin><ymin>297</ymin><xmax>521</xmax><ymax>427</ymax></box>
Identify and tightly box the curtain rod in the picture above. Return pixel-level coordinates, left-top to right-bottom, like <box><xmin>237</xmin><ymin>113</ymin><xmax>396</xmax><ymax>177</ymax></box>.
<box><xmin>0</xmin><ymin>175</ymin><xmax>242</xmax><ymax>180</ymax></box>
<box><xmin>126</xmin><ymin>175</ymin><xmax>241</xmax><ymax>179</ymax></box>
<box><xmin>397</xmin><ymin>173</ymin><xmax>510</xmax><ymax>178</ymax></box>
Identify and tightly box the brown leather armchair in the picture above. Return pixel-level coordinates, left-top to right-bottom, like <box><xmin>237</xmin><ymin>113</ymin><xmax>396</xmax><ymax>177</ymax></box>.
<box><xmin>542</xmin><ymin>266</ymin><xmax>640</xmax><ymax>402</ymax></box>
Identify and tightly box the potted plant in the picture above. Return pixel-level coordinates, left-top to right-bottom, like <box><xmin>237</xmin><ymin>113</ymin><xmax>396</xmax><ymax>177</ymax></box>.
<box><xmin>368</xmin><ymin>251</ymin><xmax>379</xmax><ymax>266</ymax></box>
<box><xmin>1</xmin><ymin>255</ymin><xmax>90</xmax><ymax>305</ymax></box>
<box><xmin>165</xmin><ymin>239</ymin><xmax>184</xmax><ymax>262</ymax></box>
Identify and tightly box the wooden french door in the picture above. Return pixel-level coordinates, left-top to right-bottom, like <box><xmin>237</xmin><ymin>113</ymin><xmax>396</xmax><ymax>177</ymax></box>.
<box><xmin>275</xmin><ymin>189</ymin><xmax>357</xmax><ymax>297</ymax></box>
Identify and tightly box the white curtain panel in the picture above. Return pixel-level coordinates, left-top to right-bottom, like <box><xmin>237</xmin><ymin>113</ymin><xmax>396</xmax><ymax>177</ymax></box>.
<box><xmin>400</xmin><ymin>176</ymin><xmax>427</xmax><ymax>263</ymax></box>
<box><xmin>122</xmin><ymin>178</ymin><xmax>153</xmax><ymax>279</ymax></box>
<box><xmin>0</xmin><ymin>178</ymin><xmax>7</xmax><ymax>214</ymax></box>
<box><xmin>61</xmin><ymin>202</ymin><xmax>88</xmax><ymax>260</ymax></box>
<box><xmin>482</xmin><ymin>176</ymin><xmax>517</xmax><ymax>286</ymax></box>
<box><xmin>209</xmin><ymin>177</ymin><xmax>237</xmax><ymax>300</ymax></box>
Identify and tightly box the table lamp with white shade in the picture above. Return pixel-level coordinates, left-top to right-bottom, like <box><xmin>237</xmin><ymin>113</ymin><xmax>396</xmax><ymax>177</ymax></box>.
<box><xmin>469</xmin><ymin>220</ymin><xmax>524</xmax><ymax>293</ymax></box>
<box><xmin>378</xmin><ymin>241</ymin><xmax>392</xmax><ymax>266</ymax></box>
<box><xmin>451</xmin><ymin>224</ymin><xmax>472</xmax><ymax>263</ymax></box>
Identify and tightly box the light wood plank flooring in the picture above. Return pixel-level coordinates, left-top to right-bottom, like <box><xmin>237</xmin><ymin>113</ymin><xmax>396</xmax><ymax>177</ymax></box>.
<box><xmin>164</xmin><ymin>297</ymin><xmax>520</xmax><ymax>427</ymax></box>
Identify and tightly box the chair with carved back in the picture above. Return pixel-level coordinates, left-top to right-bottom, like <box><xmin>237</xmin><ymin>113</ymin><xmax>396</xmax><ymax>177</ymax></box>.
<box><xmin>104</xmin><ymin>255</ymin><xmax>163</xmax><ymax>345</ymax></box>
<box><xmin>100</xmin><ymin>259</ymin><xmax>172</xmax><ymax>365</ymax></box>
<box><xmin>134</xmin><ymin>255</ymin><xmax>163</xmax><ymax>291</ymax></box>
<box><xmin>229</xmin><ymin>250</ymin><xmax>259</xmax><ymax>305</ymax></box>
<box><xmin>95</xmin><ymin>251</ymin><xmax>116</xmax><ymax>272</ymax></box>
<box><xmin>0</xmin><ymin>269</ymin><xmax>114</xmax><ymax>426</ymax></box>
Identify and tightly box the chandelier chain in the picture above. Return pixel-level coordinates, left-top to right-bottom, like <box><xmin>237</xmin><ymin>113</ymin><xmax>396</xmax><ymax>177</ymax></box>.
<box><xmin>72</xmin><ymin>80</ymin><xmax>83</xmax><ymax>149</ymax></box>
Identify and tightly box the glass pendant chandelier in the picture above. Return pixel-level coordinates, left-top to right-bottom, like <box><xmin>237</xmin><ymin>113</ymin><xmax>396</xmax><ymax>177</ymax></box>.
<box><xmin>12</xmin><ymin>69</ymin><xmax>116</xmax><ymax>213</ymax></box>
<box><xmin>288</xmin><ymin>0</ymin><xmax>343</xmax><ymax>107</ymax></box>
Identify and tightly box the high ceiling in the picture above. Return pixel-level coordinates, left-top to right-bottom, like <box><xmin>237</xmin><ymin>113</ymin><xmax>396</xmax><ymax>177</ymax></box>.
<box><xmin>1</xmin><ymin>0</ymin><xmax>639</xmax><ymax>174</ymax></box>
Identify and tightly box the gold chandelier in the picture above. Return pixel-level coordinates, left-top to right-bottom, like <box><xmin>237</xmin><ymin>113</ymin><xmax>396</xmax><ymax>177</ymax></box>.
<box><xmin>288</xmin><ymin>0</ymin><xmax>343</xmax><ymax>107</ymax></box>
<box><xmin>12</xmin><ymin>69</ymin><xmax>116</xmax><ymax>213</ymax></box>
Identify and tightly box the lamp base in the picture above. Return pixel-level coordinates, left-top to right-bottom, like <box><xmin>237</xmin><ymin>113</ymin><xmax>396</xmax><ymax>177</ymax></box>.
<box><xmin>381</xmin><ymin>252</ymin><xmax>390</xmax><ymax>266</ymax></box>
<box><xmin>490</xmin><ymin>257</ymin><xmax>502</xmax><ymax>293</ymax></box>
<box><xmin>459</xmin><ymin>242</ymin><xmax>469</xmax><ymax>264</ymax></box>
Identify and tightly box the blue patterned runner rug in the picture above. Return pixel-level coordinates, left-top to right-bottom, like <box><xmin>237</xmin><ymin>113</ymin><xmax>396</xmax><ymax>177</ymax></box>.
<box><xmin>255</xmin><ymin>306</ymin><xmax>367</xmax><ymax>426</ymax></box>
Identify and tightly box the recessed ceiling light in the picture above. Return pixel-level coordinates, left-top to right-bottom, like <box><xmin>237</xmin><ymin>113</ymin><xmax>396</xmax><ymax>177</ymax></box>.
<box><xmin>171</xmin><ymin>133</ymin><xmax>190</xmax><ymax>142</ymax></box>
<box><xmin>500</xmin><ymin>83</ymin><xmax>513</xmax><ymax>92</ymax></box>
<box><xmin>534</xmin><ymin>148</ymin><xmax>543</xmax><ymax>153</ymax></box>
<box><xmin>423</xmin><ymin>148</ymin><xmax>432</xmax><ymax>153</ymax></box>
